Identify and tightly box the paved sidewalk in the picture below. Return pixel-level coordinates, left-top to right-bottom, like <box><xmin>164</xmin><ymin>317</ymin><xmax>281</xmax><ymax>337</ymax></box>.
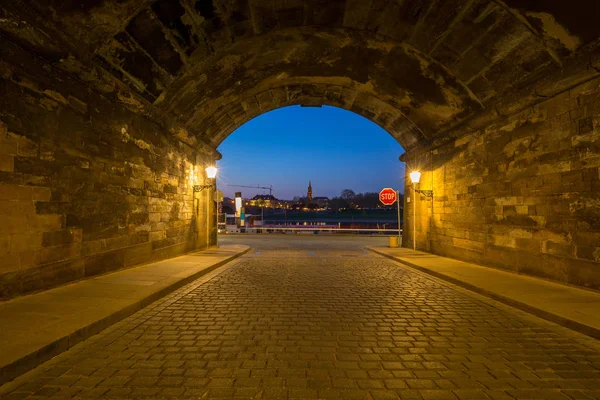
<box><xmin>0</xmin><ymin>245</ymin><xmax>249</xmax><ymax>385</ymax></box>
<box><xmin>368</xmin><ymin>246</ymin><xmax>600</xmax><ymax>340</ymax></box>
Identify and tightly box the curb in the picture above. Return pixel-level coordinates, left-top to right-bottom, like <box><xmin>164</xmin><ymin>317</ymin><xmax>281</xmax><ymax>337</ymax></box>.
<box><xmin>0</xmin><ymin>247</ymin><xmax>250</xmax><ymax>386</ymax></box>
<box><xmin>367</xmin><ymin>247</ymin><xmax>600</xmax><ymax>340</ymax></box>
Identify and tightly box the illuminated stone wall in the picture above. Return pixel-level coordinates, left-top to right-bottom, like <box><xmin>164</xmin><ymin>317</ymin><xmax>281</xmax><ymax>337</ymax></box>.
<box><xmin>0</xmin><ymin>43</ymin><xmax>217</xmax><ymax>299</ymax></box>
<box><xmin>403</xmin><ymin>78</ymin><xmax>600</xmax><ymax>290</ymax></box>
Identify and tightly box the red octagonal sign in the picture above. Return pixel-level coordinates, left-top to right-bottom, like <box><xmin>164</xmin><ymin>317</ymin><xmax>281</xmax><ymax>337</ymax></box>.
<box><xmin>379</xmin><ymin>188</ymin><xmax>397</xmax><ymax>206</ymax></box>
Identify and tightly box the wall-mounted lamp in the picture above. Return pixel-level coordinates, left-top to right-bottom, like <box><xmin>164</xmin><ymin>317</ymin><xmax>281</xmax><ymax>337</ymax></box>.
<box><xmin>205</xmin><ymin>166</ymin><xmax>217</xmax><ymax>179</ymax></box>
<box><xmin>409</xmin><ymin>170</ymin><xmax>433</xmax><ymax>197</ymax></box>
<box><xmin>193</xmin><ymin>165</ymin><xmax>218</xmax><ymax>192</ymax></box>
<box><xmin>409</xmin><ymin>171</ymin><xmax>421</xmax><ymax>184</ymax></box>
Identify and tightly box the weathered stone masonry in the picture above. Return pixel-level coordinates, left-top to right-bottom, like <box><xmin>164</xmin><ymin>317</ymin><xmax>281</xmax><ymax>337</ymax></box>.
<box><xmin>2</xmin><ymin>0</ymin><xmax>600</xmax><ymax>294</ymax></box>
<box><xmin>0</xmin><ymin>43</ymin><xmax>217</xmax><ymax>300</ymax></box>
<box><xmin>403</xmin><ymin>78</ymin><xmax>600</xmax><ymax>290</ymax></box>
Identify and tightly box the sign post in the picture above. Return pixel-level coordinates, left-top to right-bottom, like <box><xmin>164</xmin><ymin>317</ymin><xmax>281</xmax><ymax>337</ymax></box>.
<box><xmin>379</xmin><ymin>188</ymin><xmax>401</xmax><ymax>245</ymax></box>
<box><xmin>214</xmin><ymin>190</ymin><xmax>224</xmax><ymax>247</ymax></box>
<box><xmin>397</xmin><ymin>189</ymin><xmax>401</xmax><ymax>245</ymax></box>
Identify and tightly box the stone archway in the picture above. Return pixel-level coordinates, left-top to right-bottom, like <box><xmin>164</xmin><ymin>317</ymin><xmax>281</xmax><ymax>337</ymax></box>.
<box><xmin>153</xmin><ymin>27</ymin><xmax>483</xmax><ymax>152</ymax></box>
<box><xmin>7</xmin><ymin>0</ymin><xmax>597</xmax><ymax>149</ymax></box>
<box><xmin>1</xmin><ymin>0</ymin><xmax>599</xmax><ymax>298</ymax></box>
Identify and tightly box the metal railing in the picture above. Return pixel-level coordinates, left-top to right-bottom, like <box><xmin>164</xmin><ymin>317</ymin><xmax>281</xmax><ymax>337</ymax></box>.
<box><xmin>220</xmin><ymin>226</ymin><xmax>402</xmax><ymax>235</ymax></box>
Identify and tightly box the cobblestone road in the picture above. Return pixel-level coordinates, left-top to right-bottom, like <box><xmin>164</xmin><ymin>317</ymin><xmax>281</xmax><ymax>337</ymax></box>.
<box><xmin>3</xmin><ymin>237</ymin><xmax>600</xmax><ymax>399</ymax></box>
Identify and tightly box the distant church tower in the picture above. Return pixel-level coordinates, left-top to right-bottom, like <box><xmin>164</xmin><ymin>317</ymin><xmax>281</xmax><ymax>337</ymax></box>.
<box><xmin>307</xmin><ymin>181</ymin><xmax>313</xmax><ymax>201</ymax></box>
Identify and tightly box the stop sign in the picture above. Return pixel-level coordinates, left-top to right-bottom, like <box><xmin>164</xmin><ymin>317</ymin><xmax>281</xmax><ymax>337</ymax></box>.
<box><xmin>379</xmin><ymin>188</ymin><xmax>397</xmax><ymax>205</ymax></box>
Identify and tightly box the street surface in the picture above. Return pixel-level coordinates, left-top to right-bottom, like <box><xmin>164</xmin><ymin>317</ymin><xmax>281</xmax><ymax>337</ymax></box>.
<box><xmin>3</xmin><ymin>236</ymin><xmax>599</xmax><ymax>399</ymax></box>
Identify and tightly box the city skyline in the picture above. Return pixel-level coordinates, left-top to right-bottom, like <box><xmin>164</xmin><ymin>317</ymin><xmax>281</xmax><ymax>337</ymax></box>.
<box><xmin>216</xmin><ymin>105</ymin><xmax>406</xmax><ymax>200</ymax></box>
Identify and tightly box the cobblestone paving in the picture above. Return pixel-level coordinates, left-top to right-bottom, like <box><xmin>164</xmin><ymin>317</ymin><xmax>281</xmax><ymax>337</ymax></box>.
<box><xmin>3</xmin><ymin>245</ymin><xmax>600</xmax><ymax>399</ymax></box>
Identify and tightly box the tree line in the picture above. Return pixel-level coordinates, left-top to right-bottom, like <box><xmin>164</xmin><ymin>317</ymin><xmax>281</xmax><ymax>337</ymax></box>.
<box><xmin>294</xmin><ymin>189</ymin><xmax>403</xmax><ymax>211</ymax></box>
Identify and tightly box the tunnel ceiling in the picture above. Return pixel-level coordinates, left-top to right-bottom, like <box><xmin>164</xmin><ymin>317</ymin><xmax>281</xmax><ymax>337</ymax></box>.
<box><xmin>2</xmin><ymin>0</ymin><xmax>600</xmax><ymax>153</ymax></box>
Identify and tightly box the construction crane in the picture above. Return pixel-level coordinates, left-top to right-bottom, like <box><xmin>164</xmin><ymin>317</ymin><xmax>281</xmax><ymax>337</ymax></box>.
<box><xmin>226</xmin><ymin>184</ymin><xmax>273</xmax><ymax>197</ymax></box>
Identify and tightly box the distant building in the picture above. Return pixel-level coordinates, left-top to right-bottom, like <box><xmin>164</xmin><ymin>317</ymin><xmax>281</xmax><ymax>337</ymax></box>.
<box><xmin>301</xmin><ymin>182</ymin><xmax>329</xmax><ymax>208</ymax></box>
<box><xmin>249</xmin><ymin>194</ymin><xmax>278</xmax><ymax>208</ymax></box>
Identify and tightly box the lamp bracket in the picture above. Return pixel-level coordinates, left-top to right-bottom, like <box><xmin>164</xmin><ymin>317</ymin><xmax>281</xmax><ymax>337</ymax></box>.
<box><xmin>193</xmin><ymin>184</ymin><xmax>213</xmax><ymax>192</ymax></box>
<box><xmin>414</xmin><ymin>189</ymin><xmax>434</xmax><ymax>198</ymax></box>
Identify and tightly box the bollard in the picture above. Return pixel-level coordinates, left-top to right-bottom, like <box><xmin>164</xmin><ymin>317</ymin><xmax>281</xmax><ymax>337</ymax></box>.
<box><xmin>389</xmin><ymin>236</ymin><xmax>399</xmax><ymax>248</ymax></box>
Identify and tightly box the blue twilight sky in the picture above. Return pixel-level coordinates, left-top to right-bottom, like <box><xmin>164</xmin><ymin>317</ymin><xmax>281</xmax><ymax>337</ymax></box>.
<box><xmin>216</xmin><ymin>105</ymin><xmax>405</xmax><ymax>200</ymax></box>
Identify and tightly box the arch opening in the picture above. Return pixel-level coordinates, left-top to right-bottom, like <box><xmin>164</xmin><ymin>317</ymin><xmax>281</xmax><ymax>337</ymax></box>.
<box><xmin>214</xmin><ymin>104</ymin><xmax>405</xmax><ymax>234</ymax></box>
<box><xmin>216</xmin><ymin>105</ymin><xmax>405</xmax><ymax>199</ymax></box>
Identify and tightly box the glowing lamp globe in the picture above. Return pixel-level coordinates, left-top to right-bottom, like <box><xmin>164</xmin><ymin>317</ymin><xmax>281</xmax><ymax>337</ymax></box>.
<box><xmin>409</xmin><ymin>171</ymin><xmax>421</xmax><ymax>184</ymax></box>
<box><xmin>205</xmin><ymin>166</ymin><xmax>218</xmax><ymax>179</ymax></box>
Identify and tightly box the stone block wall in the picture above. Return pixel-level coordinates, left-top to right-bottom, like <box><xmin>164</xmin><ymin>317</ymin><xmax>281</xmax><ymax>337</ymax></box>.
<box><xmin>0</xmin><ymin>45</ymin><xmax>216</xmax><ymax>300</ymax></box>
<box><xmin>404</xmin><ymin>78</ymin><xmax>600</xmax><ymax>290</ymax></box>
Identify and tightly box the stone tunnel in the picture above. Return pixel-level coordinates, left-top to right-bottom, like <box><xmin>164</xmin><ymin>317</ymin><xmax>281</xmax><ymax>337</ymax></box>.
<box><xmin>0</xmin><ymin>0</ymin><xmax>599</xmax><ymax>299</ymax></box>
